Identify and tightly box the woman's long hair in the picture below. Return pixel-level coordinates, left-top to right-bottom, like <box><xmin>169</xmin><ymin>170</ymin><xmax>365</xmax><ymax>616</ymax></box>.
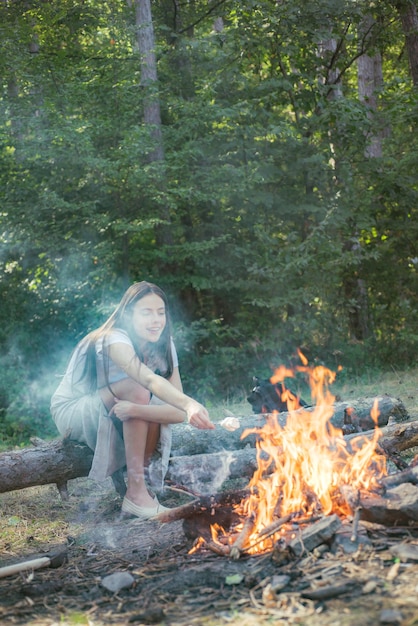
<box><xmin>76</xmin><ymin>282</ymin><xmax>174</xmax><ymax>392</ymax></box>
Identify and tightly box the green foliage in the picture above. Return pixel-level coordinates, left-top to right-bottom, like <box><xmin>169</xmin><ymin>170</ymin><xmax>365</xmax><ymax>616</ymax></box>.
<box><xmin>0</xmin><ymin>351</ymin><xmax>58</xmax><ymax>447</ymax></box>
<box><xmin>0</xmin><ymin>0</ymin><xmax>417</xmax><ymax>445</ymax></box>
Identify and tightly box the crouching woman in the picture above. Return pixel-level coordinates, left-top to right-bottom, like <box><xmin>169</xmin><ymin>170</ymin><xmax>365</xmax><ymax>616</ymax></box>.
<box><xmin>50</xmin><ymin>281</ymin><xmax>215</xmax><ymax>519</ymax></box>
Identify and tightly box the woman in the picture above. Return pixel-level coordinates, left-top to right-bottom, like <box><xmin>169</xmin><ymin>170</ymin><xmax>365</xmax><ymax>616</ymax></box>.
<box><xmin>51</xmin><ymin>281</ymin><xmax>215</xmax><ymax>519</ymax></box>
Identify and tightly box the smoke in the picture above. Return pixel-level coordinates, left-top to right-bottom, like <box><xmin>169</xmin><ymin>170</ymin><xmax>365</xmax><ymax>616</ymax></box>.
<box><xmin>168</xmin><ymin>449</ymin><xmax>236</xmax><ymax>495</ymax></box>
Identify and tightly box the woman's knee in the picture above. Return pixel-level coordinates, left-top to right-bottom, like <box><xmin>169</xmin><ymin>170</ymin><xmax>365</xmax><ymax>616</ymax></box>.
<box><xmin>102</xmin><ymin>378</ymin><xmax>151</xmax><ymax>405</ymax></box>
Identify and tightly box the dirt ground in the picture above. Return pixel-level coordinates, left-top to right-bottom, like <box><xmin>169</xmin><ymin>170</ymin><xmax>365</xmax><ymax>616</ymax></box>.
<box><xmin>2</xmin><ymin>373</ymin><xmax>418</xmax><ymax>626</ymax></box>
<box><xmin>1</xmin><ymin>475</ymin><xmax>418</xmax><ymax>626</ymax></box>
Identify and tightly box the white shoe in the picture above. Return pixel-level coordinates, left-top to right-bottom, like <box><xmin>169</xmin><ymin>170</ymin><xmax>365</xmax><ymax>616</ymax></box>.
<box><xmin>121</xmin><ymin>497</ymin><xmax>170</xmax><ymax>520</ymax></box>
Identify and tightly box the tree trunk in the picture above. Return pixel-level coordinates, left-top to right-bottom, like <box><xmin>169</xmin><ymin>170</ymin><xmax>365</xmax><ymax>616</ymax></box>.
<box><xmin>357</xmin><ymin>14</ymin><xmax>385</xmax><ymax>158</ymax></box>
<box><xmin>133</xmin><ymin>0</ymin><xmax>173</xmax><ymax>248</ymax></box>
<box><xmin>134</xmin><ymin>0</ymin><xmax>164</xmax><ymax>162</ymax></box>
<box><xmin>171</xmin><ymin>395</ymin><xmax>409</xmax><ymax>457</ymax></box>
<box><xmin>0</xmin><ymin>437</ymin><xmax>94</xmax><ymax>499</ymax></box>
<box><xmin>394</xmin><ymin>0</ymin><xmax>418</xmax><ymax>86</ymax></box>
<box><xmin>169</xmin><ymin>415</ymin><xmax>418</xmax><ymax>489</ymax></box>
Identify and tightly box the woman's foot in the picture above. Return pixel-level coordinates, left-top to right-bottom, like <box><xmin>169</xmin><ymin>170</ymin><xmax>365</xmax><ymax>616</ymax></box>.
<box><xmin>121</xmin><ymin>496</ymin><xmax>170</xmax><ymax>520</ymax></box>
<box><xmin>125</xmin><ymin>489</ymin><xmax>156</xmax><ymax>509</ymax></box>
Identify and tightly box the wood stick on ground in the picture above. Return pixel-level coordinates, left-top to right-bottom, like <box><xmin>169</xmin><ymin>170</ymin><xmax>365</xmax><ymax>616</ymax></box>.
<box><xmin>242</xmin><ymin>512</ymin><xmax>296</xmax><ymax>554</ymax></box>
<box><xmin>257</xmin><ymin>512</ymin><xmax>295</xmax><ymax>538</ymax></box>
<box><xmin>301</xmin><ymin>580</ymin><xmax>357</xmax><ymax>601</ymax></box>
<box><xmin>0</xmin><ymin>549</ymin><xmax>67</xmax><ymax>579</ymax></box>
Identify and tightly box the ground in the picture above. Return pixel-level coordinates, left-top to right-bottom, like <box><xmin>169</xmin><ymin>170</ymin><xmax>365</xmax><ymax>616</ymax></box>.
<box><xmin>1</xmin><ymin>476</ymin><xmax>418</xmax><ymax>626</ymax></box>
<box><xmin>1</xmin><ymin>369</ymin><xmax>418</xmax><ymax>626</ymax></box>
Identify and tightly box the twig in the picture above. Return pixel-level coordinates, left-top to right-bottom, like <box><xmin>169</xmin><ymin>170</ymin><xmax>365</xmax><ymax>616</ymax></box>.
<box><xmin>165</xmin><ymin>485</ymin><xmax>199</xmax><ymax>497</ymax></box>
<box><xmin>351</xmin><ymin>507</ymin><xmax>362</xmax><ymax>542</ymax></box>
<box><xmin>242</xmin><ymin>512</ymin><xmax>300</xmax><ymax>554</ymax></box>
<box><xmin>258</xmin><ymin>512</ymin><xmax>299</xmax><ymax>538</ymax></box>
<box><xmin>302</xmin><ymin>581</ymin><xmax>356</xmax><ymax>601</ymax></box>
<box><xmin>203</xmin><ymin>540</ymin><xmax>231</xmax><ymax>557</ymax></box>
<box><xmin>230</xmin><ymin>513</ymin><xmax>256</xmax><ymax>560</ymax></box>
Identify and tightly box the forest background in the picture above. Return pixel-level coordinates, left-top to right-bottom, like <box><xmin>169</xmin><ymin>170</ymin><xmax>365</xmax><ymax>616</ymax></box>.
<box><xmin>0</xmin><ymin>0</ymin><xmax>417</xmax><ymax>448</ymax></box>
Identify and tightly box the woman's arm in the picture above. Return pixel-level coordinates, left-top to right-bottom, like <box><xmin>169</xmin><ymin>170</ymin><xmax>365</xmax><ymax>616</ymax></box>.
<box><xmin>111</xmin><ymin>401</ymin><xmax>186</xmax><ymax>424</ymax></box>
<box><xmin>111</xmin><ymin>367</ymin><xmax>186</xmax><ymax>425</ymax></box>
<box><xmin>108</xmin><ymin>343</ymin><xmax>214</xmax><ymax>429</ymax></box>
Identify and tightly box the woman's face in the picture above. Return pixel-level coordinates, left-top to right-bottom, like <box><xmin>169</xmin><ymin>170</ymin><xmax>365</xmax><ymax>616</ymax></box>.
<box><xmin>131</xmin><ymin>293</ymin><xmax>167</xmax><ymax>347</ymax></box>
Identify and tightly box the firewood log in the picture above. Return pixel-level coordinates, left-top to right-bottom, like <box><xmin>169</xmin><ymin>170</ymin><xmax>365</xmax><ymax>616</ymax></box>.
<box><xmin>170</xmin><ymin>396</ymin><xmax>409</xmax><ymax>457</ymax></box>
<box><xmin>352</xmin><ymin>483</ymin><xmax>418</xmax><ymax>526</ymax></box>
<box><xmin>0</xmin><ymin>397</ymin><xmax>411</xmax><ymax>498</ymax></box>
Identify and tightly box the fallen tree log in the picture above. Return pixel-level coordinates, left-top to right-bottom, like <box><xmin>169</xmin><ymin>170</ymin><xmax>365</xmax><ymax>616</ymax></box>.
<box><xmin>167</xmin><ymin>447</ymin><xmax>258</xmax><ymax>491</ymax></box>
<box><xmin>171</xmin><ymin>396</ymin><xmax>409</xmax><ymax>457</ymax></box>
<box><xmin>0</xmin><ymin>397</ymin><xmax>412</xmax><ymax>498</ymax></box>
<box><xmin>345</xmin><ymin>418</ymin><xmax>418</xmax><ymax>454</ymax></box>
<box><xmin>0</xmin><ymin>437</ymin><xmax>94</xmax><ymax>499</ymax></box>
<box><xmin>168</xmin><ymin>418</ymin><xmax>418</xmax><ymax>489</ymax></box>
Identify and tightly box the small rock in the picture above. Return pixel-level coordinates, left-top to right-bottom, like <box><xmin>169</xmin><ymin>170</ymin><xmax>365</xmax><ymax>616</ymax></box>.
<box><xmin>101</xmin><ymin>571</ymin><xmax>135</xmax><ymax>593</ymax></box>
<box><xmin>270</xmin><ymin>574</ymin><xmax>291</xmax><ymax>592</ymax></box>
<box><xmin>379</xmin><ymin>609</ymin><xmax>403</xmax><ymax>624</ymax></box>
<box><xmin>362</xmin><ymin>579</ymin><xmax>378</xmax><ymax>594</ymax></box>
<box><xmin>332</xmin><ymin>531</ymin><xmax>371</xmax><ymax>555</ymax></box>
<box><xmin>390</xmin><ymin>543</ymin><xmax>418</xmax><ymax>562</ymax></box>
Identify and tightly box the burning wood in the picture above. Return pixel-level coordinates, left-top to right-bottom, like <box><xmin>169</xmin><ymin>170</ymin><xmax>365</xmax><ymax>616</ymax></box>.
<box><xmin>230</xmin><ymin>512</ymin><xmax>256</xmax><ymax>559</ymax></box>
<box><xmin>167</xmin><ymin>357</ymin><xmax>418</xmax><ymax>560</ymax></box>
<box><xmin>288</xmin><ymin>514</ymin><xmax>342</xmax><ymax>556</ymax></box>
<box><xmin>156</xmin><ymin>489</ymin><xmax>251</xmax><ymax>524</ymax></box>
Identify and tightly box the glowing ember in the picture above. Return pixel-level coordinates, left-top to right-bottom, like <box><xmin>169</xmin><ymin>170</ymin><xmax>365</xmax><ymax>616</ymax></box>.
<box><xmin>199</xmin><ymin>355</ymin><xmax>387</xmax><ymax>556</ymax></box>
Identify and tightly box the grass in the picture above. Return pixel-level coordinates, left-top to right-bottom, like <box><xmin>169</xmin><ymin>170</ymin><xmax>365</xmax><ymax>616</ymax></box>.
<box><xmin>332</xmin><ymin>366</ymin><xmax>418</xmax><ymax>418</ymax></box>
<box><xmin>0</xmin><ymin>484</ymin><xmax>78</xmax><ymax>558</ymax></box>
<box><xmin>209</xmin><ymin>365</ymin><xmax>418</xmax><ymax>422</ymax></box>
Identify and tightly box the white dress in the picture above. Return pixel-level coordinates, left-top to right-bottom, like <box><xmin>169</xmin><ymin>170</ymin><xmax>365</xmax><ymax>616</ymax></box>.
<box><xmin>50</xmin><ymin>329</ymin><xmax>177</xmax><ymax>489</ymax></box>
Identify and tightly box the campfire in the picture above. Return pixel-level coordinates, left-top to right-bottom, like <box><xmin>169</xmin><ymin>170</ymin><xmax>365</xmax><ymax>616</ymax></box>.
<box><xmin>160</xmin><ymin>354</ymin><xmax>398</xmax><ymax>559</ymax></box>
<box><xmin>232</xmin><ymin>356</ymin><xmax>385</xmax><ymax>554</ymax></box>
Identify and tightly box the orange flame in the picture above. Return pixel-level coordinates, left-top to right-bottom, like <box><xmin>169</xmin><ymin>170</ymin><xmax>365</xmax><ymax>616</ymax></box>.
<box><xmin>203</xmin><ymin>356</ymin><xmax>387</xmax><ymax>555</ymax></box>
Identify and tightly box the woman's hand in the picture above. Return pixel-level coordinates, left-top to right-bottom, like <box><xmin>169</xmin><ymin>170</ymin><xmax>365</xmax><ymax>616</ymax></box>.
<box><xmin>109</xmin><ymin>399</ymin><xmax>137</xmax><ymax>422</ymax></box>
<box><xmin>186</xmin><ymin>400</ymin><xmax>215</xmax><ymax>430</ymax></box>
<box><xmin>108</xmin><ymin>394</ymin><xmax>215</xmax><ymax>430</ymax></box>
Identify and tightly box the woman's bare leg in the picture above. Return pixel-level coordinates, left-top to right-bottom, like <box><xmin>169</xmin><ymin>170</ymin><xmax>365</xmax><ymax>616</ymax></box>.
<box><xmin>122</xmin><ymin>418</ymin><xmax>157</xmax><ymax>507</ymax></box>
<box><xmin>99</xmin><ymin>379</ymin><xmax>159</xmax><ymax>508</ymax></box>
